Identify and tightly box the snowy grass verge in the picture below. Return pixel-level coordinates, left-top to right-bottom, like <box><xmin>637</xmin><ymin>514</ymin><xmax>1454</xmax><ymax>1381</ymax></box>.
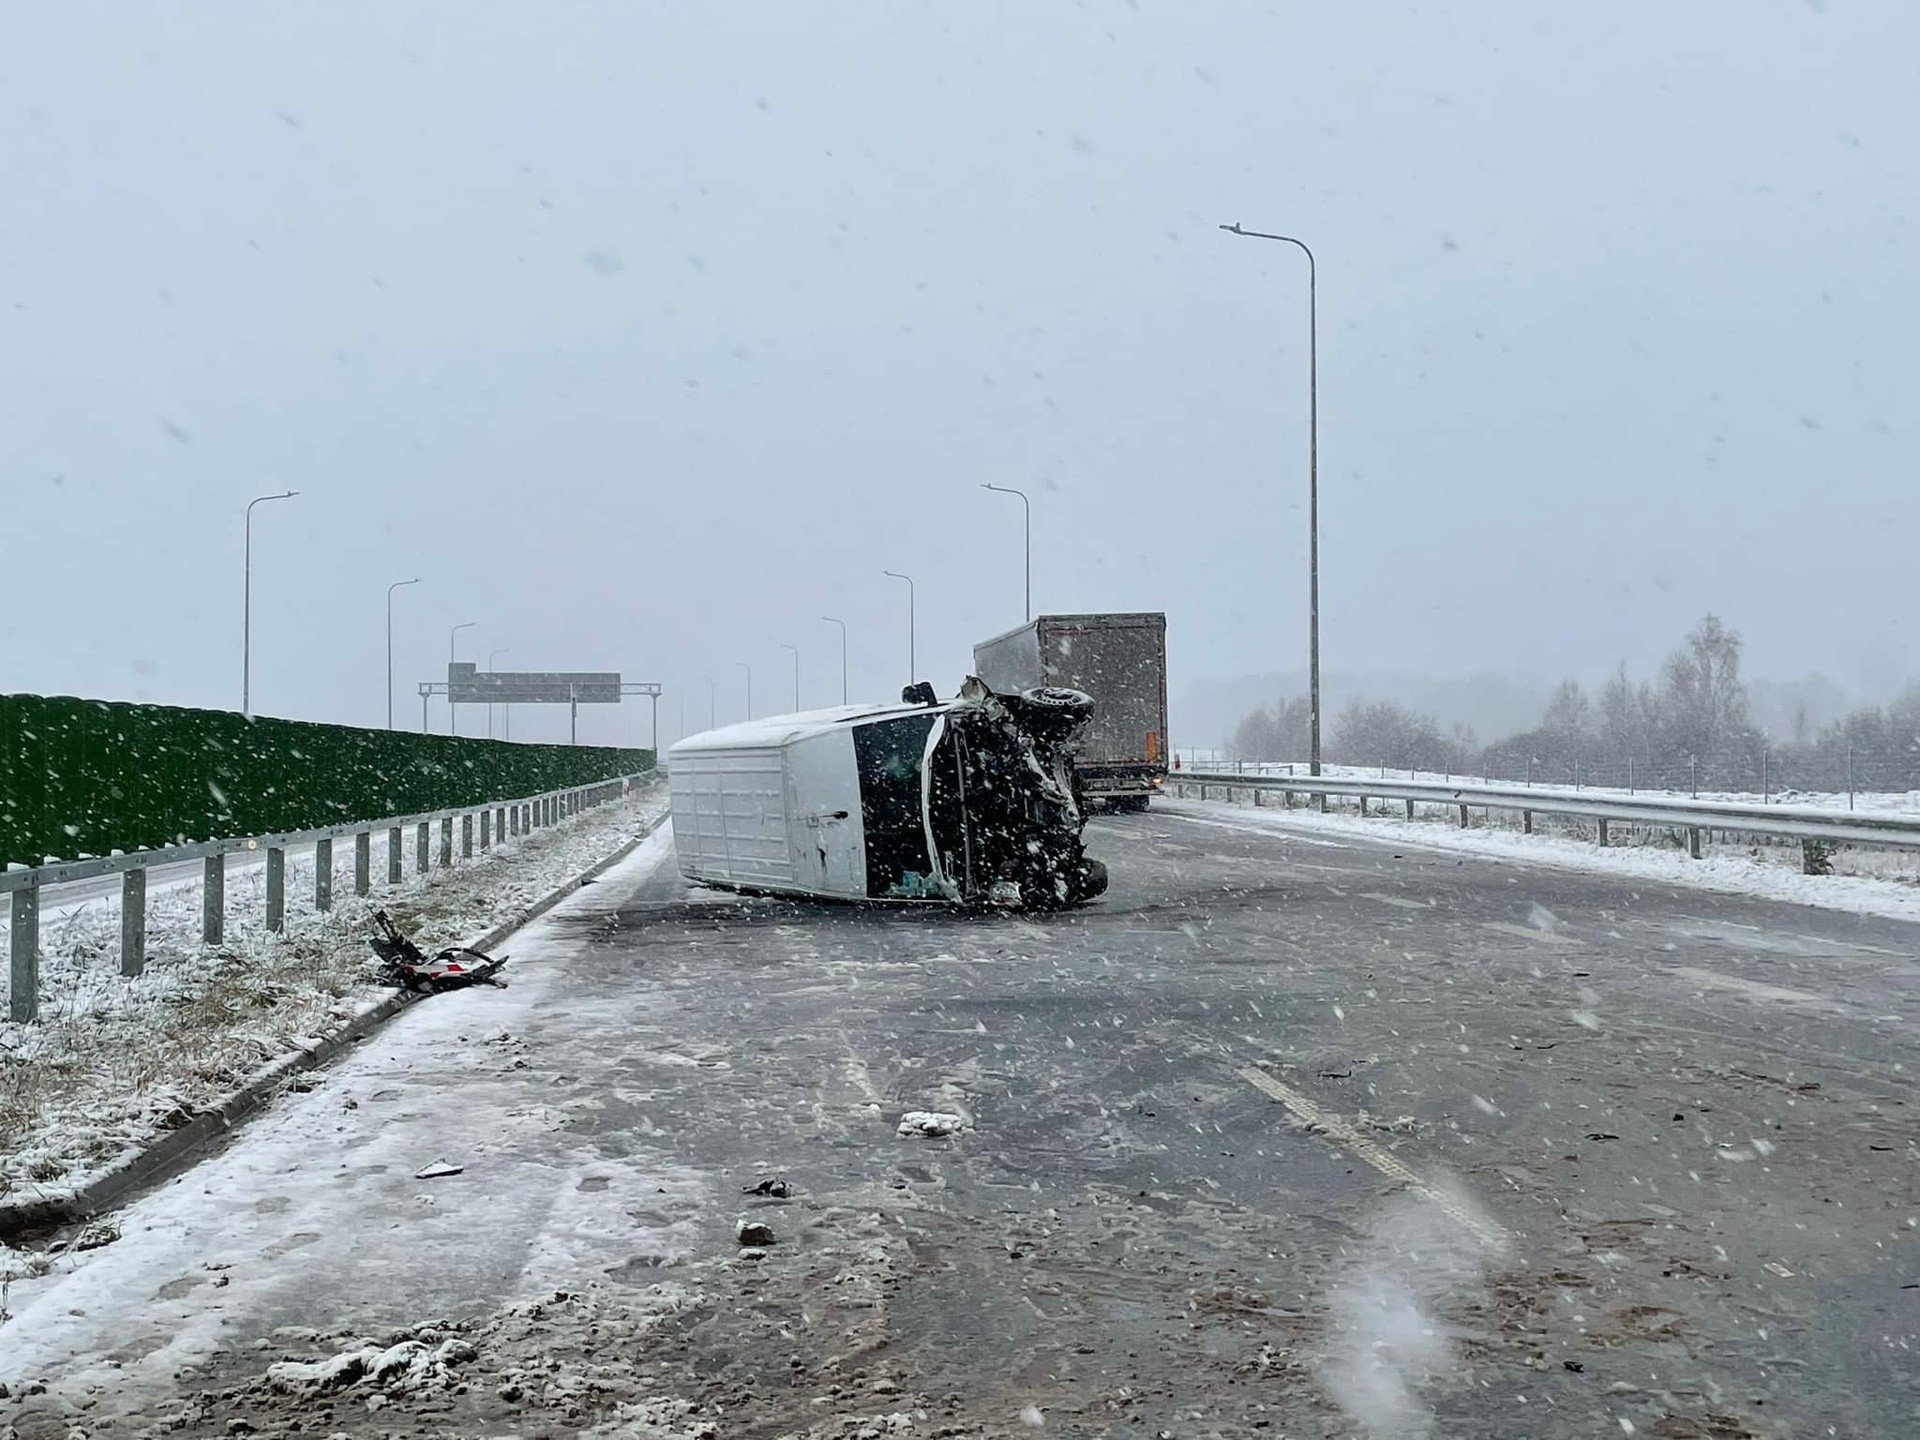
<box><xmin>0</xmin><ymin>781</ymin><xmax>667</xmax><ymax>1209</ymax></box>
<box><xmin>1157</xmin><ymin>794</ymin><xmax>1920</xmax><ymax>925</ymax></box>
<box><xmin>1173</xmin><ymin>760</ymin><xmax>1920</xmax><ymax>821</ymax></box>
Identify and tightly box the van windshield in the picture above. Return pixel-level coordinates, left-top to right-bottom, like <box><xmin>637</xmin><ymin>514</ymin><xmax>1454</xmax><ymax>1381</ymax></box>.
<box><xmin>851</xmin><ymin>713</ymin><xmax>938</xmax><ymax>898</ymax></box>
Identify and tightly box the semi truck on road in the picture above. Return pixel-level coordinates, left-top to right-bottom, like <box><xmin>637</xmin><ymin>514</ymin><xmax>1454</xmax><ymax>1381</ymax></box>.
<box><xmin>973</xmin><ymin>612</ymin><xmax>1168</xmax><ymax>810</ymax></box>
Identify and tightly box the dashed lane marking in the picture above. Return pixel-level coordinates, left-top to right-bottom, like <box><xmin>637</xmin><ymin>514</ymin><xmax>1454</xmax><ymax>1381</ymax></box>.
<box><xmin>1481</xmin><ymin>920</ymin><xmax>1581</xmax><ymax>946</ymax></box>
<box><xmin>1668</xmin><ymin>965</ymin><xmax>1827</xmax><ymax>1006</ymax></box>
<box><xmin>1235</xmin><ymin>1065</ymin><xmax>1505</xmax><ymax>1249</ymax></box>
<box><xmin>1363</xmin><ymin>891</ymin><xmax>1431</xmax><ymax>910</ymax></box>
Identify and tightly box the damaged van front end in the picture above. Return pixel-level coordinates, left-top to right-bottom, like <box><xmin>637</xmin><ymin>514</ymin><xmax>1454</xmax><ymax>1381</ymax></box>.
<box><xmin>667</xmin><ymin>679</ymin><xmax>1108</xmax><ymax>910</ymax></box>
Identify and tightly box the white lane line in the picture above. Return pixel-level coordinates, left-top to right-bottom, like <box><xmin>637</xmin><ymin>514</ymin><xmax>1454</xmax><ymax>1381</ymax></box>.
<box><xmin>1668</xmin><ymin>965</ymin><xmax>1827</xmax><ymax>1005</ymax></box>
<box><xmin>1236</xmin><ymin>1065</ymin><xmax>1505</xmax><ymax>1248</ymax></box>
<box><xmin>1481</xmin><ymin>920</ymin><xmax>1581</xmax><ymax>946</ymax></box>
<box><xmin>1363</xmin><ymin>891</ymin><xmax>1430</xmax><ymax>910</ymax></box>
<box><xmin>1160</xmin><ymin>811</ymin><xmax>1358</xmax><ymax>850</ymax></box>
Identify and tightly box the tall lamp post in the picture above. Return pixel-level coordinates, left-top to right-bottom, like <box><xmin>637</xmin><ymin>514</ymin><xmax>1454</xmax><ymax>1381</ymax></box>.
<box><xmin>486</xmin><ymin>647</ymin><xmax>510</xmax><ymax>739</ymax></box>
<box><xmin>1220</xmin><ymin>221</ymin><xmax>1321</xmax><ymax>776</ymax></box>
<box><xmin>979</xmin><ymin>482</ymin><xmax>1031</xmax><ymax>620</ymax></box>
<box><xmin>242</xmin><ymin>490</ymin><xmax>299</xmax><ymax>716</ymax></box>
<box><xmin>735</xmin><ymin>661</ymin><xmax>753</xmax><ymax>721</ymax></box>
<box><xmin>822</xmin><ymin>616</ymin><xmax>848</xmax><ymax>704</ymax></box>
<box><xmin>882</xmin><ymin>570</ymin><xmax>916</xmax><ymax>687</ymax></box>
<box><xmin>779</xmin><ymin>643</ymin><xmax>800</xmax><ymax>712</ymax></box>
<box><xmin>385</xmin><ymin>577</ymin><xmax>421</xmax><ymax>730</ymax></box>
<box><xmin>448</xmin><ymin>621</ymin><xmax>475</xmax><ymax>735</ymax></box>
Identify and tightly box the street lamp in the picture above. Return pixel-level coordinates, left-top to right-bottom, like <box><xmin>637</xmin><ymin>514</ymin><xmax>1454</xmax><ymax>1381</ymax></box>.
<box><xmin>487</xmin><ymin>647</ymin><xmax>510</xmax><ymax>739</ymax></box>
<box><xmin>882</xmin><ymin>570</ymin><xmax>916</xmax><ymax>687</ymax></box>
<box><xmin>822</xmin><ymin>616</ymin><xmax>848</xmax><ymax>704</ymax></box>
<box><xmin>979</xmin><ymin>482</ymin><xmax>1031</xmax><ymax>621</ymax></box>
<box><xmin>385</xmin><ymin>577</ymin><xmax>421</xmax><ymax>730</ymax></box>
<box><xmin>1220</xmin><ymin>221</ymin><xmax>1321</xmax><ymax>777</ymax></box>
<box><xmin>735</xmin><ymin>661</ymin><xmax>753</xmax><ymax>720</ymax></box>
<box><xmin>778</xmin><ymin>643</ymin><xmax>800</xmax><ymax>712</ymax></box>
<box><xmin>449</xmin><ymin>621</ymin><xmax>475</xmax><ymax>735</ymax></box>
<box><xmin>242</xmin><ymin>490</ymin><xmax>299</xmax><ymax>716</ymax></box>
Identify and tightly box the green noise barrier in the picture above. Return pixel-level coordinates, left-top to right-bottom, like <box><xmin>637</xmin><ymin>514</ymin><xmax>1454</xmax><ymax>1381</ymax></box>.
<box><xmin>0</xmin><ymin>693</ymin><xmax>655</xmax><ymax>871</ymax></box>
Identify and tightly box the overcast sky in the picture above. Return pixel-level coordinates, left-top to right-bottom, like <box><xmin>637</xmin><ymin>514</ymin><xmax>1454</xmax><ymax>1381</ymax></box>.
<box><xmin>4</xmin><ymin>2</ymin><xmax>1913</xmax><ymax>747</ymax></box>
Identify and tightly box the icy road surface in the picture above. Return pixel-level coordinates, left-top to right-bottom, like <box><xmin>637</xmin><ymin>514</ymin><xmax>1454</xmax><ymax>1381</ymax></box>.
<box><xmin>2</xmin><ymin>812</ymin><xmax>1916</xmax><ymax>1437</ymax></box>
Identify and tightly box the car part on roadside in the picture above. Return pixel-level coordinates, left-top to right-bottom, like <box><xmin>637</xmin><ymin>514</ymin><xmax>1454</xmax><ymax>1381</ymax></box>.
<box><xmin>368</xmin><ymin>910</ymin><xmax>508</xmax><ymax>992</ymax></box>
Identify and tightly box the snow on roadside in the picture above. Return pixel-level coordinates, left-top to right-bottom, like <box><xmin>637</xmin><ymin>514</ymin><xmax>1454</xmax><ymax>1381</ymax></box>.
<box><xmin>1157</xmin><ymin>795</ymin><xmax>1920</xmax><ymax>926</ymax></box>
<box><xmin>1172</xmin><ymin>759</ymin><xmax>1920</xmax><ymax>820</ymax></box>
<box><xmin>0</xmin><ymin>781</ymin><xmax>668</xmax><ymax>1208</ymax></box>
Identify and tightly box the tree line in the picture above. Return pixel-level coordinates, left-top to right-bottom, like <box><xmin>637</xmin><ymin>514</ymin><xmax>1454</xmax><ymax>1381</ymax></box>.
<box><xmin>1228</xmin><ymin>615</ymin><xmax>1920</xmax><ymax>795</ymax></box>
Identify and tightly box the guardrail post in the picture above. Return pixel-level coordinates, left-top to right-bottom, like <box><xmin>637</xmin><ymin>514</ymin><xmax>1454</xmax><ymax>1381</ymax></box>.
<box><xmin>9</xmin><ymin>885</ymin><xmax>39</xmax><ymax>1023</ymax></box>
<box><xmin>1358</xmin><ymin>796</ymin><xmax>1367</xmax><ymax>818</ymax></box>
<box><xmin>266</xmin><ymin>848</ymin><xmax>286</xmax><ymax>931</ymax></box>
<box><xmin>1404</xmin><ymin>798</ymin><xmax>1414</xmax><ymax>819</ymax></box>
<box><xmin>355</xmin><ymin>832</ymin><xmax>371</xmax><ymax>895</ymax></box>
<box><xmin>497</xmin><ymin>806</ymin><xmax>507</xmax><ymax>839</ymax></box>
<box><xmin>509</xmin><ymin>805</ymin><xmax>520</xmax><ymax>838</ymax></box>
<box><xmin>1522</xmin><ymin>810</ymin><xmax>1533</xmax><ymax>835</ymax></box>
<box><xmin>1596</xmin><ymin>818</ymin><xmax>1610</xmax><ymax>847</ymax></box>
<box><xmin>439</xmin><ymin>817</ymin><xmax>453</xmax><ymax>868</ymax></box>
<box><xmin>1315</xmin><ymin>792</ymin><xmax>1327</xmax><ymax>813</ymax></box>
<box><xmin>461</xmin><ymin>813</ymin><xmax>474</xmax><ymax>858</ymax></box>
<box><xmin>416</xmin><ymin>822</ymin><xmax>430</xmax><ymax>873</ymax></box>
<box><xmin>479</xmin><ymin>810</ymin><xmax>491</xmax><ymax>850</ymax></box>
<box><xmin>1688</xmin><ymin>826</ymin><xmax>1702</xmax><ymax>859</ymax></box>
<box><xmin>121</xmin><ymin>868</ymin><xmax>147</xmax><ymax>976</ymax></box>
<box><xmin>315</xmin><ymin>838</ymin><xmax>333</xmax><ymax>911</ymax></box>
<box><xmin>1457</xmin><ymin>804</ymin><xmax>1469</xmax><ymax>828</ymax></box>
<box><xmin>1253</xmin><ymin>788</ymin><xmax>1265</xmax><ymax>807</ymax></box>
<box><xmin>202</xmin><ymin>855</ymin><xmax>225</xmax><ymax>944</ymax></box>
<box><xmin>388</xmin><ymin>826</ymin><xmax>404</xmax><ymax>884</ymax></box>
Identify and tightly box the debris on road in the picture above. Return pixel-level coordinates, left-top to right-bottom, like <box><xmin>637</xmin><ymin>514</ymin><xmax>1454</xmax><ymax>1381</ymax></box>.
<box><xmin>736</xmin><ymin>1219</ymin><xmax>777</xmax><ymax>1247</ymax></box>
<box><xmin>265</xmin><ymin>1333</ymin><xmax>478</xmax><ymax>1396</ymax></box>
<box><xmin>743</xmin><ymin>1176</ymin><xmax>792</xmax><ymax>1197</ymax></box>
<box><xmin>414</xmin><ymin>1161</ymin><xmax>464</xmax><ymax>1180</ymax></box>
<box><xmin>896</xmin><ymin>1110</ymin><xmax>970</xmax><ymax>1139</ymax></box>
<box><xmin>66</xmin><ymin>1220</ymin><xmax>120</xmax><ymax>1253</ymax></box>
<box><xmin>369</xmin><ymin>910</ymin><xmax>508</xmax><ymax>993</ymax></box>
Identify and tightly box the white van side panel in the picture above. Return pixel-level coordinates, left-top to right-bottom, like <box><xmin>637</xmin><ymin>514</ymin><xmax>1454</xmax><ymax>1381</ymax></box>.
<box><xmin>783</xmin><ymin>730</ymin><xmax>866</xmax><ymax>899</ymax></box>
<box><xmin>669</xmin><ymin>745</ymin><xmax>794</xmax><ymax>889</ymax></box>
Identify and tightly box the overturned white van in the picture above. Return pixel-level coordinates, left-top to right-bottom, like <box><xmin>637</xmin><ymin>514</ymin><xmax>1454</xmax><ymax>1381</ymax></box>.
<box><xmin>666</xmin><ymin>679</ymin><xmax>1108</xmax><ymax>909</ymax></box>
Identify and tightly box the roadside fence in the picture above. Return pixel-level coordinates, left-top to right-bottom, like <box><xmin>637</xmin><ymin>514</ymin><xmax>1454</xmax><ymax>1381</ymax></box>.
<box><xmin>2</xmin><ymin>771</ymin><xmax>653</xmax><ymax>1025</ymax></box>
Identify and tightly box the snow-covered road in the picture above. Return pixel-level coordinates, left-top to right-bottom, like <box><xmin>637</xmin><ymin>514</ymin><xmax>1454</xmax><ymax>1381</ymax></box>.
<box><xmin>4</xmin><ymin>805</ymin><xmax>1916</xmax><ymax>1437</ymax></box>
<box><xmin>1</xmin><ymin>829</ymin><xmax>703</xmax><ymax>1421</ymax></box>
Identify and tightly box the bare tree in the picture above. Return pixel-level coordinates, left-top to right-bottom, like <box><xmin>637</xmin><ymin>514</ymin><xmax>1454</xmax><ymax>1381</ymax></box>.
<box><xmin>1230</xmin><ymin>696</ymin><xmax>1314</xmax><ymax>762</ymax></box>
<box><xmin>1657</xmin><ymin>614</ymin><xmax>1757</xmax><ymax>777</ymax></box>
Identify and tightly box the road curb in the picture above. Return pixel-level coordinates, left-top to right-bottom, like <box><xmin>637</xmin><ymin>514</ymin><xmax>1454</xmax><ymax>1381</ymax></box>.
<box><xmin>0</xmin><ymin>812</ymin><xmax>668</xmax><ymax>1241</ymax></box>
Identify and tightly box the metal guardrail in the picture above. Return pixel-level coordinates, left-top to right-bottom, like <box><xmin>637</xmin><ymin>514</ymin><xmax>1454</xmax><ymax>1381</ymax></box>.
<box><xmin>1167</xmin><ymin>771</ymin><xmax>1920</xmax><ymax>858</ymax></box>
<box><xmin>4</xmin><ymin>770</ymin><xmax>655</xmax><ymax>1024</ymax></box>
